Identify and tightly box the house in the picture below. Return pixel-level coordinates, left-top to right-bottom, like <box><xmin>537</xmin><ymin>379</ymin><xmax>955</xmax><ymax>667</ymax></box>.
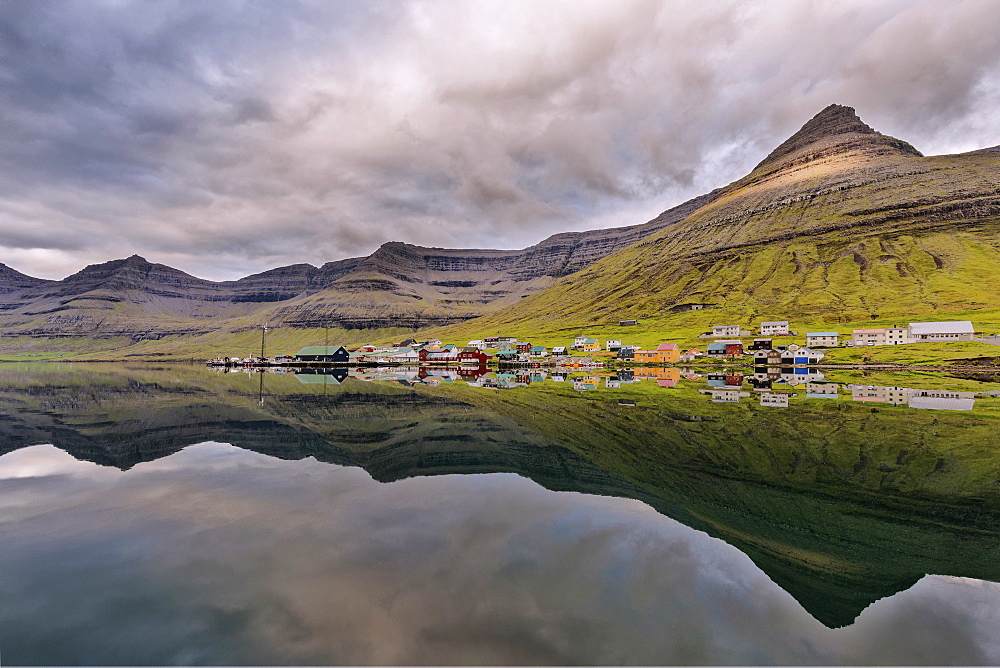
<box><xmin>679</xmin><ymin>348</ymin><xmax>702</xmax><ymax>363</ymax></box>
<box><xmin>573</xmin><ymin>336</ymin><xmax>591</xmax><ymax>347</ymax></box>
<box><xmin>530</xmin><ymin>346</ymin><xmax>547</xmax><ymax>357</ymax></box>
<box><xmin>515</xmin><ymin>341</ymin><xmax>532</xmax><ymax>354</ymax></box>
<box><xmin>699</xmin><ymin>389</ymin><xmax>751</xmax><ymax>403</ymax></box>
<box><xmin>806</xmin><ymin>382</ymin><xmax>839</xmax><ymax>399</ymax></box>
<box><xmin>573</xmin><ymin>377</ymin><xmax>599</xmax><ymax>392</ymax></box>
<box><xmin>759</xmin><ymin>321</ymin><xmax>790</xmax><ymax>336</ymax></box>
<box><xmin>606</xmin><ymin>339</ymin><xmax>622</xmax><ymax>351</ymax></box>
<box><xmin>852</xmin><ymin>328</ymin><xmax>887</xmax><ymax>346</ymax></box>
<box><xmin>806</xmin><ymin>332</ymin><xmax>839</xmax><ymax>348</ymax></box>
<box><xmin>574</xmin><ymin>337</ymin><xmax>600</xmax><ymax>352</ymax></box>
<box><xmin>420</xmin><ymin>338</ymin><xmax>443</xmax><ymax>348</ymax></box>
<box><xmin>466</xmin><ymin>340</ymin><xmax>487</xmax><ymax>350</ymax></box>
<box><xmin>634</xmin><ymin>343</ymin><xmax>680</xmax><ymax>364</ymax></box>
<box><xmin>711</xmin><ymin>325</ymin><xmax>741</xmax><ymax>337</ymax></box>
<box><xmin>494</xmin><ymin>350</ymin><xmax>519</xmax><ymax>361</ymax></box>
<box><xmin>759</xmin><ymin>392</ymin><xmax>791</xmax><ymax>408</ymax></box>
<box><xmin>753</xmin><ymin>349</ymin><xmax>782</xmax><ymax>365</ymax></box>
<box><xmin>908</xmin><ymin>321</ymin><xmax>975</xmax><ymax>341</ymax></box>
<box><xmin>391</xmin><ymin>348</ymin><xmax>420</xmax><ymax>364</ymax></box>
<box><xmin>619</xmin><ymin>319</ymin><xmax>638</xmax><ymax>326</ymax></box>
<box><xmin>706</xmin><ymin>340</ymin><xmax>744</xmax><ymax>356</ymax></box>
<box><xmin>749</xmin><ymin>338</ymin><xmax>772</xmax><ymax>351</ymax></box>
<box><xmin>791</xmin><ymin>347</ymin><xmax>825</xmax><ymax>364</ymax></box>
<box><xmin>551</xmin><ymin>346</ymin><xmax>568</xmax><ymax>355</ymax></box>
<box><xmin>294</xmin><ymin>345</ymin><xmax>350</xmax><ymax>364</ymax></box>
<box><xmin>423</xmin><ymin>349</ymin><xmax>460</xmax><ymax>363</ymax></box>
<box><xmin>606</xmin><ymin>379</ymin><xmax>620</xmax><ymax>389</ymax></box>
<box><xmin>458</xmin><ymin>348</ymin><xmax>491</xmax><ymax>365</ymax></box>
<box><xmin>393</xmin><ymin>338</ymin><xmax>417</xmax><ymax>348</ymax></box>
<box><xmin>886</xmin><ymin>326</ymin><xmax>910</xmax><ymax>344</ymax></box>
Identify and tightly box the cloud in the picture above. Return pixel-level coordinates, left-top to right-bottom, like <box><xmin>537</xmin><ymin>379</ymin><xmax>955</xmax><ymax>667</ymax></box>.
<box><xmin>1</xmin><ymin>0</ymin><xmax>999</xmax><ymax>279</ymax></box>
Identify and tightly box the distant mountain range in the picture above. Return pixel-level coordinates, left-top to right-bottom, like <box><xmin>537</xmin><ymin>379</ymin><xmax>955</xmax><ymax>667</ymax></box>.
<box><xmin>0</xmin><ymin>192</ymin><xmax>713</xmax><ymax>338</ymax></box>
<box><xmin>2</xmin><ymin>104</ymin><xmax>998</xmax><ymax>345</ymax></box>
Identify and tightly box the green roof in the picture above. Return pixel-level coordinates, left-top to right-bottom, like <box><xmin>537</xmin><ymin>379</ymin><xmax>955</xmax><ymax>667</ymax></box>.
<box><xmin>296</xmin><ymin>346</ymin><xmax>345</xmax><ymax>355</ymax></box>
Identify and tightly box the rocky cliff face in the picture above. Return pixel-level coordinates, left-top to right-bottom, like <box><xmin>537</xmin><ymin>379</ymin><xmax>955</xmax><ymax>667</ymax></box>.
<box><xmin>0</xmin><ymin>190</ymin><xmax>712</xmax><ymax>336</ymax></box>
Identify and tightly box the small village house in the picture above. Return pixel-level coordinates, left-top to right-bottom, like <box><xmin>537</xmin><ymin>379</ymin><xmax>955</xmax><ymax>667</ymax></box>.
<box><xmin>851</xmin><ymin>328</ymin><xmax>887</xmax><ymax>346</ymax></box>
<box><xmin>458</xmin><ymin>348</ymin><xmax>491</xmax><ymax>365</ymax></box>
<box><xmin>753</xmin><ymin>349</ymin><xmax>782</xmax><ymax>365</ymax></box>
<box><xmin>806</xmin><ymin>332</ymin><xmax>839</xmax><ymax>348</ymax></box>
<box><xmin>759</xmin><ymin>321</ymin><xmax>790</xmax><ymax>336</ymax></box>
<box><xmin>759</xmin><ymin>392</ymin><xmax>791</xmax><ymax>408</ymax></box>
<box><xmin>633</xmin><ymin>343</ymin><xmax>681</xmax><ymax>364</ymax></box>
<box><xmin>711</xmin><ymin>324</ymin><xmax>741</xmax><ymax>337</ymax></box>
<box><xmin>530</xmin><ymin>346</ymin><xmax>547</xmax><ymax>357</ymax></box>
<box><xmin>616</xmin><ymin>346</ymin><xmax>636</xmax><ymax>360</ymax></box>
<box><xmin>749</xmin><ymin>338</ymin><xmax>772</xmax><ymax>351</ymax></box>
<box><xmin>679</xmin><ymin>348</ymin><xmax>702</xmax><ymax>363</ymax></box>
<box><xmin>619</xmin><ymin>319</ymin><xmax>639</xmax><ymax>326</ymax></box>
<box><xmin>572</xmin><ymin>337</ymin><xmax>600</xmax><ymax>352</ymax></box>
<box><xmin>515</xmin><ymin>341</ymin><xmax>532</xmax><ymax>354</ymax></box>
<box><xmin>886</xmin><ymin>326</ymin><xmax>910</xmax><ymax>344</ymax></box>
<box><xmin>606</xmin><ymin>339</ymin><xmax>622</xmax><ymax>351</ymax></box>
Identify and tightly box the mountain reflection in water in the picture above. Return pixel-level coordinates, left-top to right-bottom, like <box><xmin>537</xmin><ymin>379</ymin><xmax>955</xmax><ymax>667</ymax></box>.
<box><xmin>1</xmin><ymin>362</ymin><xmax>999</xmax><ymax>665</ymax></box>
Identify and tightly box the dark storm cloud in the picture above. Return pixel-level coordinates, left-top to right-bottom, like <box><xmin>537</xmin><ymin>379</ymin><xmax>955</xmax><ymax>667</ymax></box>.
<box><xmin>1</xmin><ymin>0</ymin><xmax>999</xmax><ymax>279</ymax></box>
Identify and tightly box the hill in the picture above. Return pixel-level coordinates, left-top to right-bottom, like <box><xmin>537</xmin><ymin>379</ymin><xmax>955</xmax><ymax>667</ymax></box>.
<box><xmin>432</xmin><ymin>105</ymin><xmax>1000</xmax><ymax>342</ymax></box>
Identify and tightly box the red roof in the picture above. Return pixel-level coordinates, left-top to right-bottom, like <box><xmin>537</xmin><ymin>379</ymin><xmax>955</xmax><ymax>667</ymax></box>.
<box><xmin>657</xmin><ymin>343</ymin><xmax>679</xmax><ymax>351</ymax></box>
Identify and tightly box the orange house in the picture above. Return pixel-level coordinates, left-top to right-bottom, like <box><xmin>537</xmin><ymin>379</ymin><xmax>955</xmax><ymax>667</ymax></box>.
<box><xmin>633</xmin><ymin>343</ymin><xmax>681</xmax><ymax>364</ymax></box>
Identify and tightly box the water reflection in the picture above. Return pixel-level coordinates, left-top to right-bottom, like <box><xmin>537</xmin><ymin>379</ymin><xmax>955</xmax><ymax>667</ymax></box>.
<box><xmin>1</xmin><ymin>363</ymin><xmax>1000</xmax><ymax>664</ymax></box>
<box><xmin>3</xmin><ymin>443</ymin><xmax>1000</xmax><ymax>665</ymax></box>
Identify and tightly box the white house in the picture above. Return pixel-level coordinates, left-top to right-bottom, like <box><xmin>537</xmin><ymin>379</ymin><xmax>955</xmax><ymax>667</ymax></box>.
<box><xmin>806</xmin><ymin>382</ymin><xmax>839</xmax><ymax>398</ymax></box>
<box><xmin>466</xmin><ymin>340</ymin><xmax>487</xmax><ymax>350</ymax></box>
<box><xmin>760</xmin><ymin>321</ymin><xmax>790</xmax><ymax>336</ymax></box>
<box><xmin>886</xmin><ymin>326</ymin><xmax>910</xmax><ymax>344</ymax></box>
<box><xmin>908</xmin><ymin>321</ymin><xmax>975</xmax><ymax>341</ymax></box>
<box><xmin>551</xmin><ymin>346</ymin><xmax>568</xmax><ymax>355</ymax></box>
<box><xmin>606</xmin><ymin>339</ymin><xmax>622</xmax><ymax>351</ymax></box>
<box><xmin>712</xmin><ymin>324</ymin><xmax>741</xmax><ymax>337</ymax></box>
<box><xmin>700</xmin><ymin>389</ymin><xmax>750</xmax><ymax>403</ymax></box>
<box><xmin>759</xmin><ymin>392</ymin><xmax>791</xmax><ymax>408</ymax></box>
<box><xmin>806</xmin><ymin>332</ymin><xmax>839</xmax><ymax>348</ymax></box>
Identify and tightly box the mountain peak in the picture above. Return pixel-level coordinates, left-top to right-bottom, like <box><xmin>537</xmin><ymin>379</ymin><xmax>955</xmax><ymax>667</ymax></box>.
<box><xmin>754</xmin><ymin>104</ymin><xmax>922</xmax><ymax>173</ymax></box>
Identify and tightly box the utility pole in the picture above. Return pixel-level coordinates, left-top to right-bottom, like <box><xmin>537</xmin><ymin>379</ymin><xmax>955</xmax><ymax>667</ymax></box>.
<box><xmin>260</xmin><ymin>323</ymin><xmax>268</xmax><ymax>361</ymax></box>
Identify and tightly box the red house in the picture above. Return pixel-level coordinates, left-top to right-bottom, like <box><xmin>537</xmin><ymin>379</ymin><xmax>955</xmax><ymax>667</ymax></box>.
<box><xmin>458</xmin><ymin>348</ymin><xmax>491</xmax><ymax>364</ymax></box>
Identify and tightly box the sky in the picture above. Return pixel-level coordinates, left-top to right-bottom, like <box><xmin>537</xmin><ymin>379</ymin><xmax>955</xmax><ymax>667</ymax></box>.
<box><xmin>2</xmin><ymin>0</ymin><xmax>1000</xmax><ymax>281</ymax></box>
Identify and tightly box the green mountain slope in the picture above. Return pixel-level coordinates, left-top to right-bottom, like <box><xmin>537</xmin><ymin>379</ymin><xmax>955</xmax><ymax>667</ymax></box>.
<box><xmin>433</xmin><ymin>105</ymin><xmax>1000</xmax><ymax>339</ymax></box>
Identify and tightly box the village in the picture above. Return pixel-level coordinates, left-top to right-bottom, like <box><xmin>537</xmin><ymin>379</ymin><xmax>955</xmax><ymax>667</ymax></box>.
<box><xmin>207</xmin><ymin>319</ymin><xmax>981</xmax><ymax>369</ymax></box>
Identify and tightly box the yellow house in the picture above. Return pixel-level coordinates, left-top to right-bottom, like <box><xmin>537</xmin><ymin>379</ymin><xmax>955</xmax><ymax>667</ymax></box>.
<box><xmin>633</xmin><ymin>343</ymin><xmax>680</xmax><ymax>363</ymax></box>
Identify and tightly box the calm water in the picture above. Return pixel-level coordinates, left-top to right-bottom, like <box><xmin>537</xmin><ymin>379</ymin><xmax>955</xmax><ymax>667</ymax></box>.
<box><xmin>2</xmin><ymin>363</ymin><xmax>999</xmax><ymax>665</ymax></box>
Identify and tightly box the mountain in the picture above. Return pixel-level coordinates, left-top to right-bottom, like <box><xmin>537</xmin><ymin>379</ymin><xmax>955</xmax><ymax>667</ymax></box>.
<box><xmin>3</xmin><ymin>103</ymin><xmax>998</xmax><ymax>350</ymax></box>
<box><xmin>448</xmin><ymin>104</ymin><xmax>1000</xmax><ymax>334</ymax></box>
<box><xmin>0</xmin><ymin>193</ymin><xmax>712</xmax><ymax>339</ymax></box>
